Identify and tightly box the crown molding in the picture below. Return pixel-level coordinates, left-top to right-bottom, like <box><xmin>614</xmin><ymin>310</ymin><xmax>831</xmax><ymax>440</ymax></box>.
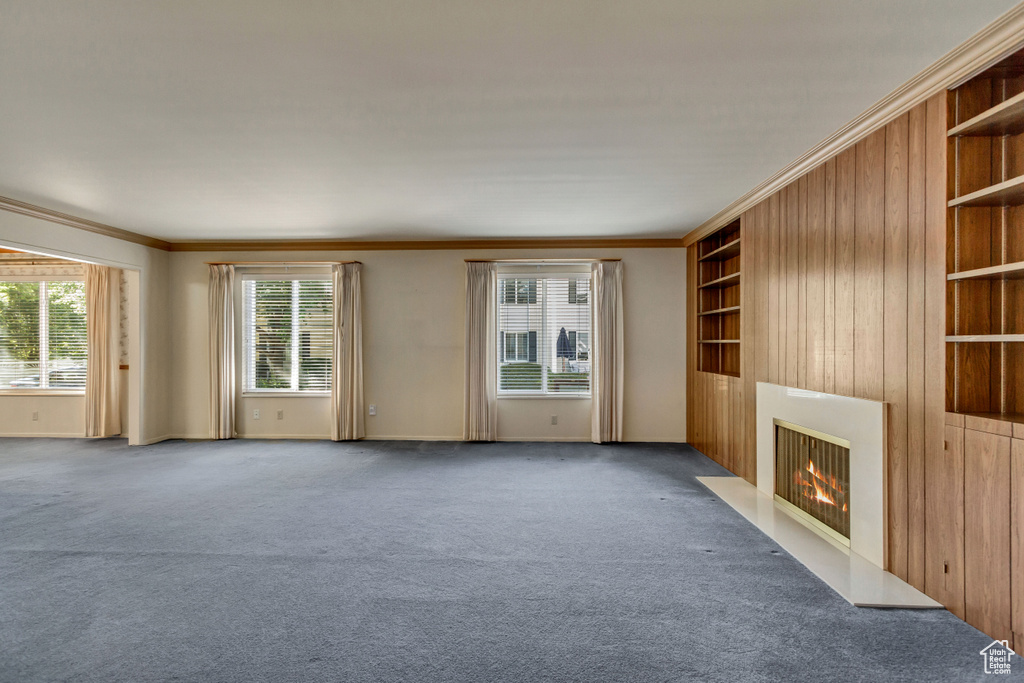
<box><xmin>167</xmin><ymin>237</ymin><xmax>683</xmax><ymax>252</ymax></box>
<box><xmin>0</xmin><ymin>195</ymin><xmax>172</xmax><ymax>251</ymax></box>
<box><xmin>682</xmin><ymin>2</ymin><xmax>1024</xmax><ymax>247</ymax></box>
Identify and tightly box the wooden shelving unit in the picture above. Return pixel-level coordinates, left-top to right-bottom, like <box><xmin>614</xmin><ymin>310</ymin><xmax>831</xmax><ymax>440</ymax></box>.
<box><xmin>946</xmin><ymin>54</ymin><xmax>1024</xmax><ymax>419</ymax></box>
<box><xmin>695</xmin><ymin>218</ymin><xmax>741</xmax><ymax>377</ymax></box>
<box><xmin>943</xmin><ymin>51</ymin><xmax>1024</xmax><ymax>647</ymax></box>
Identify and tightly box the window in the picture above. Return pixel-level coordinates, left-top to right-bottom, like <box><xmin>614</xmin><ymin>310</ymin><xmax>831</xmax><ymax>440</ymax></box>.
<box><xmin>243</xmin><ymin>278</ymin><xmax>332</xmax><ymax>392</ymax></box>
<box><xmin>497</xmin><ymin>274</ymin><xmax>590</xmax><ymax>395</ymax></box>
<box><xmin>0</xmin><ymin>280</ymin><xmax>87</xmax><ymax>390</ymax></box>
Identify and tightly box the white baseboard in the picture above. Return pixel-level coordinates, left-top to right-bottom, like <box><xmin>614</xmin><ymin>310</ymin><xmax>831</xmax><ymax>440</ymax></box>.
<box><xmin>363</xmin><ymin>435</ymin><xmax>463</xmax><ymax>441</ymax></box>
<box><xmin>496</xmin><ymin>436</ymin><xmax>591</xmax><ymax>442</ymax></box>
<box><xmin>0</xmin><ymin>432</ymin><xmax>84</xmax><ymax>438</ymax></box>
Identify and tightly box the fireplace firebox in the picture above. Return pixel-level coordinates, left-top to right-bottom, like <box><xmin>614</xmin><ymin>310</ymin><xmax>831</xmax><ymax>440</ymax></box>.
<box><xmin>774</xmin><ymin>420</ymin><xmax>850</xmax><ymax>545</ymax></box>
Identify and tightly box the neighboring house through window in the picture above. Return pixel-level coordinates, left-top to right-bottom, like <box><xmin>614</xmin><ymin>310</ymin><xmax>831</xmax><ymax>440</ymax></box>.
<box><xmin>242</xmin><ymin>277</ymin><xmax>332</xmax><ymax>393</ymax></box>
<box><xmin>497</xmin><ymin>272</ymin><xmax>590</xmax><ymax>395</ymax></box>
<box><xmin>0</xmin><ymin>280</ymin><xmax>87</xmax><ymax>390</ymax></box>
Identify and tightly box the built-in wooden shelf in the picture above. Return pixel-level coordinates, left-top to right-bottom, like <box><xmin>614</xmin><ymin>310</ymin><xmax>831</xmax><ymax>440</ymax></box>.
<box><xmin>948</xmin><ymin>261</ymin><xmax>1024</xmax><ymax>281</ymax></box>
<box><xmin>697</xmin><ymin>238</ymin><xmax>741</xmax><ymax>263</ymax></box>
<box><xmin>697</xmin><ymin>271</ymin><xmax>740</xmax><ymax>289</ymax></box>
<box><xmin>948</xmin><ymin>90</ymin><xmax>1024</xmax><ymax>137</ymax></box>
<box><xmin>698</xmin><ymin>339</ymin><xmax>740</xmax><ymax>344</ymax></box>
<box><xmin>698</xmin><ymin>305</ymin><xmax>741</xmax><ymax>317</ymax></box>
<box><xmin>946</xmin><ymin>334</ymin><xmax>1024</xmax><ymax>343</ymax></box>
<box><xmin>948</xmin><ymin>174</ymin><xmax>1024</xmax><ymax>208</ymax></box>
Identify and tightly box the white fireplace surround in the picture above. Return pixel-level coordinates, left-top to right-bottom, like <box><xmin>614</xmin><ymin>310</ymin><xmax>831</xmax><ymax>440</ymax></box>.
<box><xmin>756</xmin><ymin>382</ymin><xmax>887</xmax><ymax>568</ymax></box>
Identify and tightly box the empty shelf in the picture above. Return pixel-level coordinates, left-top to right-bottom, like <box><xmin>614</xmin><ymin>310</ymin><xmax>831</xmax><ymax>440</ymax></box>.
<box><xmin>949</xmin><ymin>174</ymin><xmax>1024</xmax><ymax>208</ymax></box>
<box><xmin>698</xmin><ymin>238</ymin><xmax>741</xmax><ymax>262</ymax></box>
<box><xmin>948</xmin><ymin>261</ymin><xmax>1024</xmax><ymax>281</ymax></box>
<box><xmin>946</xmin><ymin>334</ymin><xmax>1024</xmax><ymax>342</ymax></box>
<box><xmin>948</xmin><ymin>90</ymin><xmax>1024</xmax><ymax>137</ymax></box>
<box><xmin>699</xmin><ymin>339</ymin><xmax>740</xmax><ymax>344</ymax></box>
<box><xmin>698</xmin><ymin>306</ymin><xmax>741</xmax><ymax>316</ymax></box>
<box><xmin>698</xmin><ymin>271</ymin><xmax>740</xmax><ymax>289</ymax></box>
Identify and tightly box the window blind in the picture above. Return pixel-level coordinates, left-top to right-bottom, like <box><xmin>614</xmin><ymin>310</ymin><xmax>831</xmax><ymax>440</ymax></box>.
<box><xmin>244</xmin><ymin>279</ymin><xmax>332</xmax><ymax>392</ymax></box>
<box><xmin>0</xmin><ymin>281</ymin><xmax>87</xmax><ymax>389</ymax></box>
<box><xmin>497</xmin><ymin>275</ymin><xmax>590</xmax><ymax>394</ymax></box>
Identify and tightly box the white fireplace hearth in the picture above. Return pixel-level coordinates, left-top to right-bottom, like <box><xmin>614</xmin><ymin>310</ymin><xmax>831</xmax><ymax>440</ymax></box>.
<box><xmin>698</xmin><ymin>382</ymin><xmax>940</xmax><ymax>608</ymax></box>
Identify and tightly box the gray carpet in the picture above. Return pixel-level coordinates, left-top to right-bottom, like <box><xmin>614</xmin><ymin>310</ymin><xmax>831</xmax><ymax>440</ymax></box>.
<box><xmin>0</xmin><ymin>439</ymin><xmax>998</xmax><ymax>682</ymax></box>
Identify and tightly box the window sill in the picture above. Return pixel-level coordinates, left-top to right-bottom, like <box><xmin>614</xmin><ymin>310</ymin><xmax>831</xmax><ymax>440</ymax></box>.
<box><xmin>0</xmin><ymin>390</ymin><xmax>85</xmax><ymax>396</ymax></box>
<box><xmin>497</xmin><ymin>394</ymin><xmax>591</xmax><ymax>400</ymax></box>
<box><xmin>240</xmin><ymin>392</ymin><xmax>330</xmax><ymax>398</ymax></box>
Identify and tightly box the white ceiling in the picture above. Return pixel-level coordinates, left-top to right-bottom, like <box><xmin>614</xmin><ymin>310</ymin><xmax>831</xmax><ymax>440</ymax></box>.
<box><xmin>0</xmin><ymin>1</ymin><xmax>1019</xmax><ymax>242</ymax></box>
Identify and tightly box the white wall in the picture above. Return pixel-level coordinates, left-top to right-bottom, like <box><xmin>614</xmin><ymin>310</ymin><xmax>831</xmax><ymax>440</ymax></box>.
<box><xmin>0</xmin><ymin>212</ymin><xmax>171</xmax><ymax>444</ymax></box>
<box><xmin>169</xmin><ymin>247</ymin><xmax>687</xmax><ymax>442</ymax></box>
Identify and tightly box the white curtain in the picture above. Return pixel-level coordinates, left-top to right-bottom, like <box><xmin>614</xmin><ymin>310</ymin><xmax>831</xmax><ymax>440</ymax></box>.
<box><xmin>464</xmin><ymin>262</ymin><xmax>497</xmax><ymax>441</ymax></box>
<box><xmin>84</xmin><ymin>264</ymin><xmax>121</xmax><ymax>437</ymax></box>
<box><xmin>331</xmin><ymin>263</ymin><xmax>364</xmax><ymax>441</ymax></box>
<box><xmin>591</xmin><ymin>261</ymin><xmax>624</xmax><ymax>443</ymax></box>
<box><xmin>209</xmin><ymin>264</ymin><xmax>235</xmax><ymax>439</ymax></box>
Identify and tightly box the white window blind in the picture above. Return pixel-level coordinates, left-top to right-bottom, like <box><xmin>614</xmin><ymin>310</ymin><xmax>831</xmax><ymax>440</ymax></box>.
<box><xmin>0</xmin><ymin>281</ymin><xmax>87</xmax><ymax>390</ymax></box>
<box><xmin>243</xmin><ymin>279</ymin><xmax>332</xmax><ymax>392</ymax></box>
<box><xmin>497</xmin><ymin>274</ymin><xmax>590</xmax><ymax>394</ymax></box>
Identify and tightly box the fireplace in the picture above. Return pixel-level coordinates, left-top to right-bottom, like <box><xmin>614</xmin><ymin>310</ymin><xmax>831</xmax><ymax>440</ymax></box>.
<box><xmin>774</xmin><ymin>420</ymin><xmax>850</xmax><ymax>546</ymax></box>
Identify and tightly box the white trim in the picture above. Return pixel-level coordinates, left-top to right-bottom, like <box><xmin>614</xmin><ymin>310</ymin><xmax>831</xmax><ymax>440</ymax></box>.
<box><xmin>684</xmin><ymin>3</ymin><xmax>1024</xmax><ymax>246</ymax></box>
<box><xmin>0</xmin><ymin>432</ymin><xmax>85</xmax><ymax>438</ymax></box>
<box><xmin>497</xmin><ymin>394</ymin><xmax>591</xmax><ymax>400</ymax></box>
<box><xmin>495</xmin><ymin>436</ymin><xmax>590</xmax><ymax>442</ymax></box>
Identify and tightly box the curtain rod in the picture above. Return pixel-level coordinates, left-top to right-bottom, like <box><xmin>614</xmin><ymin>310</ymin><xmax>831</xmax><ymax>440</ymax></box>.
<box><xmin>205</xmin><ymin>260</ymin><xmax>361</xmax><ymax>266</ymax></box>
<box><xmin>463</xmin><ymin>258</ymin><xmax>620</xmax><ymax>263</ymax></box>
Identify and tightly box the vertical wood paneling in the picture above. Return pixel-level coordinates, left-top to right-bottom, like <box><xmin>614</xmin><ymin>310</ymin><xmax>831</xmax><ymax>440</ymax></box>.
<box><xmin>964</xmin><ymin>428</ymin><xmax>1011</xmax><ymax>641</ymax></box>
<box><xmin>1012</xmin><ymin>439</ymin><xmax>1024</xmax><ymax>652</ymax></box>
<box><xmin>786</xmin><ymin>183</ymin><xmax>800</xmax><ymax>387</ymax></box>
<box><xmin>807</xmin><ymin>165</ymin><xmax>826</xmax><ymax>392</ymax></box>
<box><xmin>769</xmin><ymin>193</ymin><xmax>781</xmax><ymax>385</ymax></box>
<box><xmin>855</xmin><ymin>130</ymin><xmax>886</xmax><ymax>401</ymax></box>
<box><xmin>884</xmin><ymin>114</ymin><xmax>910</xmax><ymax>580</ymax></box>
<box><xmin>824</xmin><ymin>159</ymin><xmax>837</xmax><ymax>395</ymax></box>
<box><xmin>834</xmin><ymin>147</ymin><xmax>857</xmax><ymax>397</ymax></box>
<box><xmin>906</xmin><ymin>103</ymin><xmax>928</xmax><ymax>591</ymax></box>
<box><xmin>798</xmin><ymin>175</ymin><xmax>809</xmax><ymax>389</ymax></box>
<box><xmin>924</xmin><ymin>92</ymin><xmax>949</xmax><ymax>606</ymax></box>
<box><xmin>927</xmin><ymin>424</ymin><xmax>966</xmax><ymax>618</ymax></box>
<box><xmin>779</xmin><ymin>186</ymin><xmax>789</xmax><ymax>387</ymax></box>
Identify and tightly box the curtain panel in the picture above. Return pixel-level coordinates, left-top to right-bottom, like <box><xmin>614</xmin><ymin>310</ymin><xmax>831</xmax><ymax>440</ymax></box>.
<box><xmin>463</xmin><ymin>262</ymin><xmax>497</xmax><ymax>441</ymax></box>
<box><xmin>209</xmin><ymin>264</ymin><xmax>235</xmax><ymax>439</ymax></box>
<box><xmin>84</xmin><ymin>264</ymin><xmax>121</xmax><ymax>437</ymax></box>
<box><xmin>591</xmin><ymin>261</ymin><xmax>624</xmax><ymax>443</ymax></box>
<box><xmin>331</xmin><ymin>263</ymin><xmax>365</xmax><ymax>441</ymax></box>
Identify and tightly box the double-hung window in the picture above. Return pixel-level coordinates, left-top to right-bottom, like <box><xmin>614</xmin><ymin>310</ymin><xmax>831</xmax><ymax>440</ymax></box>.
<box><xmin>242</xmin><ymin>276</ymin><xmax>332</xmax><ymax>393</ymax></box>
<box><xmin>0</xmin><ymin>279</ymin><xmax>87</xmax><ymax>390</ymax></box>
<box><xmin>497</xmin><ymin>270</ymin><xmax>591</xmax><ymax>395</ymax></box>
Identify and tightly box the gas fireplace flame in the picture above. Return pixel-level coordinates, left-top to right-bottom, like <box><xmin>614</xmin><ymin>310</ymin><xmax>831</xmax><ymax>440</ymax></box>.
<box><xmin>793</xmin><ymin>459</ymin><xmax>847</xmax><ymax>510</ymax></box>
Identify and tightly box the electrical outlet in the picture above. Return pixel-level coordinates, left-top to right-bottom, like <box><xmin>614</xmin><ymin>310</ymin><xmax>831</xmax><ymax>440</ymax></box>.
<box><xmin>368</xmin><ymin>405</ymin><xmax>376</xmax><ymax>416</ymax></box>
<box><xmin>277</xmin><ymin>410</ymin><xmax>284</xmax><ymax>420</ymax></box>
<box><xmin>32</xmin><ymin>411</ymin><xmax>39</xmax><ymax>421</ymax></box>
<box><xmin>551</xmin><ymin>415</ymin><xmax>558</xmax><ymax>425</ymax></box>
<box><xmin>253</xmin><ymin>409</ymin><xmax>260</xmax><ymax>420</ymax></box>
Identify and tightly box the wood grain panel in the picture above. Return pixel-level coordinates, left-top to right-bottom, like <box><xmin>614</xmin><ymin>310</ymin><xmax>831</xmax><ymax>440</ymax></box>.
<box><xmin>885</xmin><ymin>114</ymin><xmax>910</xmax><ymax>580</ymax></box>
<box><xmin>824</xmin><ymin>159</ymin><xmax>837</xmax><ymax>395</ymax></box>
<box><xmin>769</xmin><ymin>193</ymin><xmax>781</xmax><ymax>385</ymax></box>
<box><xmin>807</xmin><ymin>166</ymin><xmax>825</xmax><ymax>392</ymax></box>
<box><xmin>1013</xmin><ymin>439</ymin><xmax>1024</xmax><ymax>653</ymax></box>
<box><xmin>835</xmin><ymin>147</ymin><xmax>857</xmax><ymax>396</ymax></box>
<box><xmin>798</xmin><ymin>175</ymin><xmax>809</xmax><ymax>389</ymax></box>
<box><xmin>926</xmin><ymin>424</ymin><xmax>965</xmax><ymax>618</ymax></box>
<box><xmin>786</xmin><ymin>183</ymin><xmax>800</xmax><ymax>387</ymax></box>
<box><xmin>855</xmin><ymin>130</ymin><xmax>886</xmax><ymax>401</ymax></box>
<box><xmin>964</xmin><ymin>428</ymin><xmax>1012</xmax><ymax>641</ymax></box>
<box><xmin>906</xmin><ymin>102</ymin><xmax>928</xmax><ymax>591</ymax></box>
<box><xmin>924</xmin><ymin>92</ymin><xmax>950</xmax><ymax>609</ymax></box>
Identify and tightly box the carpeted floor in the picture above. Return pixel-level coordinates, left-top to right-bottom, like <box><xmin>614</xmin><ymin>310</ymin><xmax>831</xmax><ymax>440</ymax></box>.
<box><xmin>0</xmin><ymin>438</ymin><xmax>997</xmax><ymax>682</ymax></box>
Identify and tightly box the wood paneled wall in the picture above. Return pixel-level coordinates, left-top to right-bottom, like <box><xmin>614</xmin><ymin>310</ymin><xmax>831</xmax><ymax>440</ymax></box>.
<box><xmin>686</xmin><ymin>93</ymin><xmax>948</xmax><ymax>592</ymax></box>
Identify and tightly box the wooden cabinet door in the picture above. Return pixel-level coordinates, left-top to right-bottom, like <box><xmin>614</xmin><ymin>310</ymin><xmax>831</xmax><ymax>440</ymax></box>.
<box><xmin>926</xmin><ymin>424</ymin><xmax>965</xmax><ymax>618</ymax></box>
<box><xmin>1012</xmin><ymin>439</ymin><xmax>1024</xmax><ymax>653</ymax></box>
<box><xmin>964</xmin><ymin>428</ymin><xmax>1012</xmax><ymax>641</ymax></box>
